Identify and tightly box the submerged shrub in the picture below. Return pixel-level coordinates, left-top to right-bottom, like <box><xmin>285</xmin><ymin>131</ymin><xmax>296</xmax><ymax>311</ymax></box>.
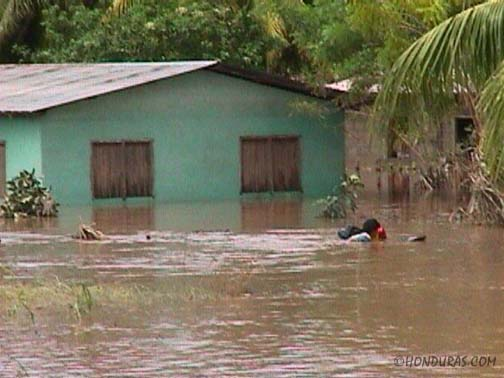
<box><xmin>1</xmin><ymin>169</ymin><xmax>59</xmax><ymax>218</ymax></box>
<box><xmin>317</xmin><ymin>174</ymin><xmax>364</xmax><ymax>219</ymax></box>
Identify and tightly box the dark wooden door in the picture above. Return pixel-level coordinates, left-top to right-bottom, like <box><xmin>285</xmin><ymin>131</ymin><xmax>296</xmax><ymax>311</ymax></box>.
<box><xmin>91</xmin><ymin>140</ymin><xmax>153</xmax><ymax>199</ymax></box>
<box><xmin>240</xmin><ymin>136</ymin><xmax>301</xmax><ymax>193</ymax></box>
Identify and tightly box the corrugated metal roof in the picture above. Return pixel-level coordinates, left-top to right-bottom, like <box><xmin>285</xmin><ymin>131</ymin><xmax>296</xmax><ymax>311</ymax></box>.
<box><xmin>0</xmin><ymin>61</ymin><xmax>218</xmax><ymax>113</ymax></box>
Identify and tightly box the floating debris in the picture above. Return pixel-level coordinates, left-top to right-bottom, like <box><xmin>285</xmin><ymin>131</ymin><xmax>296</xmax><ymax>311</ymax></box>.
<box><xmin>74</xmin><ymin>223</ymin><xmax>105</xmax><ymax>241</ymax></box>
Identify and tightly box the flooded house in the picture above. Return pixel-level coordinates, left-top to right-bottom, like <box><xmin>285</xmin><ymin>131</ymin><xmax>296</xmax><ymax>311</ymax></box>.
<box><xmin>327</xmin><ymin>79</ymin><xmax>473</xmax><ymax>198</ymax></box>
<box><xmin>0</xmin><ymin>62</ymin><xmax>344</xmax><ymax>205</ymax></box>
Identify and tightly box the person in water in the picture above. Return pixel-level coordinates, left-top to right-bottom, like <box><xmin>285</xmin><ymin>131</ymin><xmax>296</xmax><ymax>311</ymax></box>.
<box><xmin>338</xmin><ymin>218</ymin><xmax>387</xmax><ymax>242</ymax></box>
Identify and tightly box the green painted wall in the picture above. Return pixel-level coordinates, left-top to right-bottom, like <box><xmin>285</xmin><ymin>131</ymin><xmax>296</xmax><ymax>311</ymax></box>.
<box><xmin>3</xmin><ymin>70</ymin><xmax>344</xmax><ymax>204</ymax></box>
<box><xmin>0</xmin><ymin>116</ymin><xmax>42</xmax><ymax>181</ymax></box>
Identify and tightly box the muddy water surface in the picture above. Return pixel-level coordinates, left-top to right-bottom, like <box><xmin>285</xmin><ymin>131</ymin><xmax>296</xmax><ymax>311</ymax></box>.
<box><xmin>1</xmin><ymin>196</ymin><xmax>504</xmax><ymax>377</ymax></box>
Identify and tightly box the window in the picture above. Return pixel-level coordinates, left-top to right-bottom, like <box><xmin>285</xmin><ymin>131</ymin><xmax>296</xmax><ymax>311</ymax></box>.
<box><xmin>91</xmin><ymin>140</ymin><xmax>153</xmax><ymax>199</ymax></box>
<box><xmin>240</xmin><ymin>136</ymin><xmax>301</xmax><ymax>193</ymax></box>
<box><xmin>455</xmin><ymin>117</ymin><xmax>475</xmax><ymax>149</ymax></box>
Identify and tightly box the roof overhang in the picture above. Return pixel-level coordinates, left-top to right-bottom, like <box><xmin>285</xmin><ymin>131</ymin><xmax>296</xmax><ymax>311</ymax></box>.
<box><xmin>0</xmin><ymin>61</ymin><xmax>218</xmax><ymax>114</ymax></box>
<box><xmin>208</xmin><ymin>63</ymin><xmax>339</xmax><ymax>100</ymax></box>
<box><xmin>0</xmin><ymin>61</ymin><xmax>340</xmax><ymax>115</ymax></box>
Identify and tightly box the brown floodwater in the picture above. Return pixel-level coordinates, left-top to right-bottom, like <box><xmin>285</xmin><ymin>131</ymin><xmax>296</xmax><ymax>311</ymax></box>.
<box><xmin>1</xmin><ymin>195</ymin><xmax>504</xmax><ymax>377</ymax></box>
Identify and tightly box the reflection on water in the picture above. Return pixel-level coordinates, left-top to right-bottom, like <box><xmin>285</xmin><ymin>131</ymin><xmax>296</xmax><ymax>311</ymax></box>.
<box><xmin>241</xmin><ymin>199</ymin><xmax>303</xmax><ymax>231</ymax></box>
<box><xmin>1</xmin><ymin>196</ymin><xmax>504</xmax><ymax>377</ymax></box>
<box><xmin>93</xmin><ymin>206</ymin><xmax>155</xmax><ymax>233</ymax></box>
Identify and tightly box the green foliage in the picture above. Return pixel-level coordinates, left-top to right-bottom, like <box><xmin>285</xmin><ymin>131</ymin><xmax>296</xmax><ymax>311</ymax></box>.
<box><xmin>250</xmin><ymin>0</ymin><xmax>362</xmax><ymax>79</ymax></box>
<box><xmin>317</xmin><ymin>173</ymin><xmax>364</xmax><ymax>219</ymax></box>
<box><xmin>289</xmin><ymin>99</ymin><xmax>329</xmax><ymax>120</ymax></box>
<box><xmin>10</xmin><ymin>0</ymin><xmax>363</xmax><ymax>80</ymax></box>
<box><xmin>1</xmin><ymin>169</ymin><xmax>59</xmax><ymax>218</ymax></box>
<box><xmin>337</xmin><ymin>0</ymin><xmax>486</xmax><ymax>97</ymax></box>
<box><xmin>2</xmin><ymin>0</ymin><xmax>487</xmax><ymax>85</ymax></box>
<box><xmin>15</xmin><ymin>0</ymin><xmax>268</xmax><ymax>67</ymax></box>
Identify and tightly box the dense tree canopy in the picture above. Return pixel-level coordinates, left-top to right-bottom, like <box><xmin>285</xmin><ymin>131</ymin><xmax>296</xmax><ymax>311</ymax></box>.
<box><xmin>6</xmin><ymin>0</ymin><xmax>361</xmax><ymax>82</ymax></box>
<box><xmin>0</xmin><ymin>0</ymin><xmax>484</xmax><ymax>84</ymax></box>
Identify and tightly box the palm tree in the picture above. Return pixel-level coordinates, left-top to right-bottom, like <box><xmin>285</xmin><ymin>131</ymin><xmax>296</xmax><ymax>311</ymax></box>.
<box><xmin>373</xmin><ymin>0</ymin><xmax>504</xmax><ymax>221</ymax></box>
<box><xmin>0</xmin><ymin>0</ymin><xmax>42</xmax><ymax>56</ymax></box>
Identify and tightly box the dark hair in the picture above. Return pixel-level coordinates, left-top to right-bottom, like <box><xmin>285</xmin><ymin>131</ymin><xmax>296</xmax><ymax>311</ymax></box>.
<box><xmin>361</xmin><ymin>218</ymin><xmax>381</xmax><ymax>234</ymax></box>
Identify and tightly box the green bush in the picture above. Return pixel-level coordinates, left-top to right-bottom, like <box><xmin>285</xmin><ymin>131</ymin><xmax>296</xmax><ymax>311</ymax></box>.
<box><xmin>1</xmin><ymin>169</ymin><xmax>59</xmax><ymax>218</ymax></box>
<box><xmin>317</xmin><ymin>174</ymin><xmax>364</xmax><ymax>219</ymax></box>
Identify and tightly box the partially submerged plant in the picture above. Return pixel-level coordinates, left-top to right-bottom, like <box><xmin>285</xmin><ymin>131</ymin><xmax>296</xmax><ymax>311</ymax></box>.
<box><xmin>1</xmin><ymin>169</ymin><xmax>59</xmax><ymax>218</ymax></box>
<box><xmin>415</xmin><ymin>154</ymin><xmax>457</xmax><ymax>193</ymax></box>
<box><xmin>2</xmin><ymin>278</ymin><xmax>96</xmax><ymax>324</ymax></box>
<box><xmin>72</xmin><ymin>284</ymin><xmax>94</xmax><ymax>321</ymax></box>
<box><xmin>450</xmin><ymin>149</ymin><xmax>504</xmax><ymax>225</ymax></box>
<box><xmin>317</xmin><ymin>174</ymin><xmax>364</xmax><ymax>219</ymax></box>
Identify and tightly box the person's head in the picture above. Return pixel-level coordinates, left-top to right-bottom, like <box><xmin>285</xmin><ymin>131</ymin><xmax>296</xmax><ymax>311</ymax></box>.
<box><xmin>362</xmin><ymin>218</ymin><xmax>387</xmax><ymax>241</ymax></box>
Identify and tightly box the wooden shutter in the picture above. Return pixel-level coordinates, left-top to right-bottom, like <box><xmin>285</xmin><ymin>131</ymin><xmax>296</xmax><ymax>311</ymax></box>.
<box><xmin>241</xmin><ymin>137</ymin><xmax>271</xmax><ymax>193</ymax></box>
<box><xmin>240</xmin><ymin>136</ymin><xmax>301</xmax><ymax>193</ymax></box>
<box><xmin>91</xmin><ymin>142</ymin><xmax>124</xmax><ymax>199</ymax></box>
<box><xmin>91</xmin><ymin>140</ymin><xmax>153</xmax><ymax>199</ymax></box>
<box><xmin>272</xmin><ymin>137</ymin><xmax>301</xmax><ymax>192</ymax></box>
<box><xmin>125</xmin><ymin>141</ymin><xmax>153</xmax><ymax>197</ymax></box>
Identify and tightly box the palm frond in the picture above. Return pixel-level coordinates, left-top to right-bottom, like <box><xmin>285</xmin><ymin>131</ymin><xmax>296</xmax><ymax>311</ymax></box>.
<box><xmin>374</xmin><ymin>0</ymin><xmax>504</xmax><ymax>127</ymax></box>
<box><xmin>252</xmin><ymin>0</ymin><xmax>288</xmax><ymax>43</ymax></box>
<box><xmin>109</xmin><ymin>0</ymin><xmax>135</xmax><ymax>16</ymax></box>
<box><xmin>373</xmin><ymin>0</ymin><xmax>504</xmax><ymax>184</ymax></box>
<box><xmin>478</xmin><ymin>61</ymin><xmax>504</xmax><ymax>185</ymax></box>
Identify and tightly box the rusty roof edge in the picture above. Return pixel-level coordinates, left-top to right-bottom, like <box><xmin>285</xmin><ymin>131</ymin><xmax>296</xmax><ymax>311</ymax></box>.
<box><xmin>0</xmin><ymin>110</ymin><xmax>38</xmax><ymax>117</ymax></box>
<box><xmin>207</xmin><ymin>63</ymin><xmax>340</xmax><ymax>101</ymax></box>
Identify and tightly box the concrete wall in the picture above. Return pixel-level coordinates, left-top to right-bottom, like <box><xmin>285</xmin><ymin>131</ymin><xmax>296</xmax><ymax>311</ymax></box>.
<box><xmin>0</xmin><ymin>70</ymin><xmax>345</xmax><ymax>205</ymax></box>
<box><xmin>344</xmin><ymin>109</ymin><xmax>458</xmax><ymax>196</ymax></box>
<box><xmin>344</xmin><ymin>111</ymin><xmax>386</xmax><ymax>193</ymax></box>
<box><xmin>0</xmin><ymin>115</ymin><xmax>42</xmax><ymax>181</ymax></box>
